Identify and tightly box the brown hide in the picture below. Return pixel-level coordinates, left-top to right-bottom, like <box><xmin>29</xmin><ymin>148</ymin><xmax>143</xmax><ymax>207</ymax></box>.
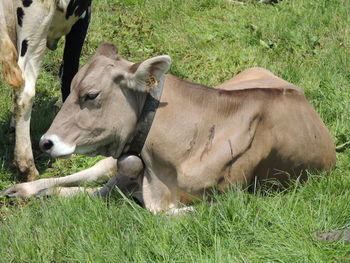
<box><xmin>41</xmin><ymin>44</ymin><xmax>336</xmax><ymax>211</ymax></box>
<box><xmin>144</xmin><ymin>74</ymin><xmax>335</xmax><ymax>192</ymax></box>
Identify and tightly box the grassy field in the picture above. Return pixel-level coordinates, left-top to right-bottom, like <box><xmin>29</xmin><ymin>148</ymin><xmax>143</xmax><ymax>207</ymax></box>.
<box><xmin>1</xmin><ymin>0</ymin><xmax>350</xmax><ymax>262</ymax></box>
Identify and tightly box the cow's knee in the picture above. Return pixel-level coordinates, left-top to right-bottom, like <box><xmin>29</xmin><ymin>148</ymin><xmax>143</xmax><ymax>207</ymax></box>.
<box><xmin>14</xmin><ymin>83</ymin><xmax>35</xmax><ymax>110</ymax></box>
<box><xmin>117</xmin><ymin>155</ymin><xmax>144</xmax><ymax>178</ymax></box>
<box><xmin>13</xmin><ymin>158</ymin><xmax>38</xmax><ymax>182</ymax></box>
<box><xmin>22</xmin><ymin>84</ymin><xmax>36</xmax><ymax>100</ymax></box>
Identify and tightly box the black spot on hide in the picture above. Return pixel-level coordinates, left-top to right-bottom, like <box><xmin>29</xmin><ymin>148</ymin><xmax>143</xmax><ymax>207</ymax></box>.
<box><xmin>21</xmin><ymin>40</ymin><xmax>28</xmax><ymax>57</ymax></box>
<box><xmin>66</xmin><ymin>0</ymin><xmax>91</xmax><ymax>19</ymax></box>
<box><xmin>56</xmin><ymin>3</ymin><xmax>65</xmax><ymax>13</ymax></box>
<box><xmin>66</xmin><ymin>0</ymin><xmax>76</xmax><ymax>19</ymax></box>
<box><xmin>22</xmin><ymin>0</ymin><xmax>33</xmax><ymax>7</ymax></box>
<box><xmin>17</xmin><ymin>7</ymin><xmax>24</xmax><ymax>27</ymax></box>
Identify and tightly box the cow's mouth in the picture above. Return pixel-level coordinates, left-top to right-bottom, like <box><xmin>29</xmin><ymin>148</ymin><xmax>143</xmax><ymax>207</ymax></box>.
<box><xmin>57</xmin><ymin>154</ymin><xmax>73</xmax><ymax>159</ymax></box>
<box><xmin>40</xmin><ymin>134</ymin><xmax>122</xmax><ymax>159</ymax></box>
<box><xmin>74</xmin><ymin>141</ymin><xmax>120</xmax><ymax>158</ymax></box>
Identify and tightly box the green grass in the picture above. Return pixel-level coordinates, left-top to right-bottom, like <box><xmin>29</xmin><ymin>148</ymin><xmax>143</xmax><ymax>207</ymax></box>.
<box><xmin>0</xmin><ymin>0</ymin><xmax>349</xmax><ymax>262</ymax></box>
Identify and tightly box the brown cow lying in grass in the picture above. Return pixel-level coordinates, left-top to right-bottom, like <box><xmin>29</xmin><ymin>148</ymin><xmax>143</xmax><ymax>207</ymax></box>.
<box><xmin>1</xmin><ymin>43</ymin><xmax>336</xmax><ymax>215</ymax></box>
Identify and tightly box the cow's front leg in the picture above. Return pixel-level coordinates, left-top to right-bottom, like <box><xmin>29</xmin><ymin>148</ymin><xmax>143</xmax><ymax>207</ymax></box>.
<box><xmin>36</xmin><ymin>186</ymin><xmax>100</xmax><ymax>197</ymax></box>
<box><xmin>1</xmin><ymin>157</ymin><xmax>117</xmax><ymax>198</ymax></box>
<box><xmin>142</xmin><ymin>167</ymin><xmax>181</xmax><ymax>214</ymax></box>
<box><xmin>13</xmin><ymin>72</ymin><xmax>40</xmax><ymax>181</ymax></box>
<box><xmin>36</xmin><ymin>155</ymin><xmax>144</xmax><ymax>199</ymax></box>
<box><xmin>142</xmin><ymin>170</ymin><xmax>195</xmax><ymax>215</ymax></box>
<box><xmin>13</xmin><ymin>1</ymin><xmax>56</xmax><ymax>181</ymax></box>
<box><xmin>94</xmin><ymin>155</ymin><xmax>144</xmax><ymax>205</ymax></box>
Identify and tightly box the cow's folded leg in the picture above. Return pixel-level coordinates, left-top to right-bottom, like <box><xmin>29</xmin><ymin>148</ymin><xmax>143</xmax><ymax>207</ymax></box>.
<box><xmin>93</xmin><ymin>174</ymin><xmax>119</xmax><ymax>198</ymax></box>
<box><xmin>34</xmin><ymin>155</ymin><xmax>144</xmax><ymax>202</ymax></box>
<box><xmin>36</xmin><ymin>186</ymin><xmax>100</xmax><ymax>197</ymax></box>
<box><xmin>93</xmin><ymin>173</ymin><xmax>143</xmax><ymax>204</ymax></box>
<box><xmin>1</xmin><ymin>157</ymin><xmax>117</xmax><ymax>199</ymax></box>
<box><xmin>95</xmin><ymin>155</ymin><xmax>144</xmax><ymax>201</ymax></box>
<box><xmin>142</xmin><ymin>168</ymin><xmax>179</xmax><ymax>214</ymax></box>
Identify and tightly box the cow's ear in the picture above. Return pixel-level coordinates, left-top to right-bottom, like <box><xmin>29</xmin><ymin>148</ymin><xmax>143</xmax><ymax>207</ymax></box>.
<box><xmin>126</xmin><ymin>55</ymin><xmax>171</xmax><ymax>92</ymax></box>
<box><xmin>94</xmin><ymin>42</ymin><xmax>119</xmax><ymax>59</ymax></box>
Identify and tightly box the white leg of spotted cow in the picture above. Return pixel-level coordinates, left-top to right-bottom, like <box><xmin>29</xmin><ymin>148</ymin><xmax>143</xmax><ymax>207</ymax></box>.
<box><xmin>0</xmin><ymin>157</ymin><xmax>117</xmax><ymax>198</ymax></box>
<box><xmin>13</xmin><ymin>1</ymin><xmax>56</xmax><ymax>181</ymax></box>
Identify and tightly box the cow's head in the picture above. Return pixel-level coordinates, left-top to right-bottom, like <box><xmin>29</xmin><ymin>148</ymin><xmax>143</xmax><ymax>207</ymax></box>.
<box><xmin>40</xmin><ymin>43</ymin><xmax>171</xmax><ymax>158</ymax></box>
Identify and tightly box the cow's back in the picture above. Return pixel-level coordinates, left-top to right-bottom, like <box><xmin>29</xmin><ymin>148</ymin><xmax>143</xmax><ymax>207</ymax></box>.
<box><xmin>216</xmin><ymin>67</ymin><xmax>303</xmax><ymax>92</ymax></box>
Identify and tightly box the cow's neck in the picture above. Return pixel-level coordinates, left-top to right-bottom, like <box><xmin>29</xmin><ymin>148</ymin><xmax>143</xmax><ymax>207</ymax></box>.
<box><xmin>125</xmin><ymin>75</ymin><xmax>165</xmax><ymax>155</ymax></box>
<box><xmin>133</xmin><ymin>91</ymin><xmax>148</xmax><ymax>118</ymax></box>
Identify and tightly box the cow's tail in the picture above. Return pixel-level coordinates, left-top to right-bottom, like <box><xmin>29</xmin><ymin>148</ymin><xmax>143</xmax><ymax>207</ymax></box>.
<box><xmin>0</xmin><ymin>0</ymin><xmax>24</xmax><ymax>88</ymax></box>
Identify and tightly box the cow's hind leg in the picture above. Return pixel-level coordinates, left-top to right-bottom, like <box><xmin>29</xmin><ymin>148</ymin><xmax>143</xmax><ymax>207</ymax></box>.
<box><xmin>60</xmin><ymin>5</ymin><xmax>91</xmax><ymax>101</ymax></box>
<box><xmin>13</xmin><ymin>1</ymin><xmax>56</xmax><ymax>181</ymax></box>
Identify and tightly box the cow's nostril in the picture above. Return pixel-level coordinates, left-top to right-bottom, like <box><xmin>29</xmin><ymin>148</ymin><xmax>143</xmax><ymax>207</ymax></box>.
<box><xmin>43</xmin><ymin>140</ymin><xmax>54</xmax><ymax>151</ymax></box>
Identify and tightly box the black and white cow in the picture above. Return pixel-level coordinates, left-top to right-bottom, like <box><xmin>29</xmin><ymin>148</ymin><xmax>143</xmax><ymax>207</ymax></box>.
<box><xmin>0</xmin><ymin>0</ymin><xmax>91</xmax><ymax>181</ymax></box>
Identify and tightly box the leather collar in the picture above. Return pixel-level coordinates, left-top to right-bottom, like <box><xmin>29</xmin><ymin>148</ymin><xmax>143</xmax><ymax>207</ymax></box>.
<box><xmin>123</xmin><ymin>75</ymin><xmax>165</xmax><ymax>155</ymax></box>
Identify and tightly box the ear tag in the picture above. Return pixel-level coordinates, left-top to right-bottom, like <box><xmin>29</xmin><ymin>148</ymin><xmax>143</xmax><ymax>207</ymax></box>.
<box><xmin>146</xmin><ymin>74</ymin><xmax>159</xmax><ymax>88</ymax></box>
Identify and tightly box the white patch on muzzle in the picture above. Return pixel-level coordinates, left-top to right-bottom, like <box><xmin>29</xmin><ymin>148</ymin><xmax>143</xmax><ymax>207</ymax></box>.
<box><xmin>40</xmin><ymin>134</ymin><xmax>76</xmax><ymax>158</ymax></box>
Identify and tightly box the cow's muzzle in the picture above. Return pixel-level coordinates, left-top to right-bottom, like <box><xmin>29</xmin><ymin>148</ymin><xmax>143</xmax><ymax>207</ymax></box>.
<box><xmin>40</xmin><ymin>138</ymin><xmax>54</xmax><ymax>152</ymax></box>
<box><xmin>39</xmin><ymin>135</ymin><xmax>76</xmax><ymax>158</ymax></box>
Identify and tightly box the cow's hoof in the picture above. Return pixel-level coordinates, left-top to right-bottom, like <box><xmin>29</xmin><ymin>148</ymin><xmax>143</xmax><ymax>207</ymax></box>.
<box><xmin>13</xmin><ymin>161</ymin><xmax>39</xmax><ymax>182</ymax></box>
<box><xmin>0</xmin><ymin>184</ymin><xmax>33</xmax><ymax>199</ymax></box>
<box><xmin>165</xmin><ymin>206</ymin><xmax>196</xmax><ymax>216</ymax></box>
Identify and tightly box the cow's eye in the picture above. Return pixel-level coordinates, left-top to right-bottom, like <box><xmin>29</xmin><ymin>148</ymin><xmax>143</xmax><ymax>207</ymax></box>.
<box><xmin>84</xmin><ymin>91</ymin><xmax>100</xmax><ymax>101</ymax></box>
